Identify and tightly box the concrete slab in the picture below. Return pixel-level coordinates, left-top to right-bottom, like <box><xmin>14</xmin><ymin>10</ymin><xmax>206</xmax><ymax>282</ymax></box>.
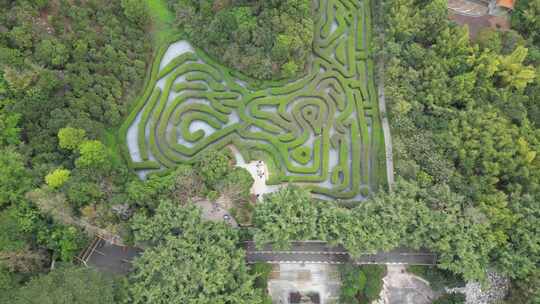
<box><xmin>377</xmin><ymin>265</ymin><xmax>436</xmax><ymax>304</ymax></box>
<box><xmin>268</xmin><ymin>263</ymin><xmax>341</xmax><ymax>304</ymax></box>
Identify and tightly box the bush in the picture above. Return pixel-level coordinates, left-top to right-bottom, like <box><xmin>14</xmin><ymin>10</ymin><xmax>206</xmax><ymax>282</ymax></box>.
<box><xmin>45</xmin><ymin>169</ymin><xmax>70</xmax><ymax>189</ymax></box>
<box><xmin>58</xmin><ymin>127</ymin><xmax>86</xmax><ymax>151</ymax></box>
<box><xmin>338</xmin><ymin>264</ymin><xmax>386</xmax><ymax>303</ymax></box>
<box><xmin>76</xmin><ymin>140</ymin><xmax>110</xmax><ymax>173</ymax></box>
<box><xmin>339</xmin><ymin>265</ymin><xmax>367</xmax><ymax>304</ymax></box>
<box><xmin>361</xmin><ymin>265</ymin><xmax>386</xmax><ymax>302</ymax></box>
<box><xmin>65</xmin><ymin>179</ymin><xmax>103</xmax><ymax>209</ymax></box>
<box><xmin>194</xmin><ymin>148</ymin><xmax>231</xmax><ymax>188</ymax></box>
<box><xmin>407</xmin><ymin>266</ymin><xmax>465</xmax><ymax>292</ymax></box>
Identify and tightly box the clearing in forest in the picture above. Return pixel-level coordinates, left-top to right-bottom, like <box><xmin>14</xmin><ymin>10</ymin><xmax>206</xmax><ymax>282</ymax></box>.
<box><xmin>121</xmin><ymin>0</ymin><xmax>385</xmax><ymax>200</ymax></box>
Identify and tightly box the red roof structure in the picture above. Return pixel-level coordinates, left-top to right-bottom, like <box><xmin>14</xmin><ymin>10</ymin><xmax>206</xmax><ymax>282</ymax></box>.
<box><xmin>497</xmin><ymin>0</ymin><xmax>514</xmax><ymax>9</ymax></box>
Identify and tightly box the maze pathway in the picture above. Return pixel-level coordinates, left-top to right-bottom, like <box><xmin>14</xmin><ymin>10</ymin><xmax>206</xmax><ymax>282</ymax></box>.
<box><xmin>122</xmin><ymin>0</ymin><xmax>385</xmax><ymax>200</ymax></box>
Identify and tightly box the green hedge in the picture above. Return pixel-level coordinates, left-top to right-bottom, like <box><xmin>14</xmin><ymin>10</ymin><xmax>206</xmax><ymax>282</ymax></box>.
<box><xmin>121</xmin><ymin>0</ymin><xmax>386</xmax><ymax>199</ymax></box>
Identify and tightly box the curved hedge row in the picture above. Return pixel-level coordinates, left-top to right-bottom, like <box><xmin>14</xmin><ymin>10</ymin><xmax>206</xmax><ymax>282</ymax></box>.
<box><xmin>122</xmin><ymin>0</ymin><xmax>384</xmax><ymax>200</ymax></box>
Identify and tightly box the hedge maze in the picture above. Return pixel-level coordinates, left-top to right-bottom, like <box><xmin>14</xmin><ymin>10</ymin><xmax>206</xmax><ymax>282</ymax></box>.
<box><xmin>122</xmin><ymin>0</ymin><xmax>385</xmax><ymax>200</ymax></box>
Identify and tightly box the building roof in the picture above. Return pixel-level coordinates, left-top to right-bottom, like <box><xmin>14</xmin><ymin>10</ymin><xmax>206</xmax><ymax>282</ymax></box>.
<box><xmin>497</xmin><ymin>0</ymin><xmax>514</xmax><ymax>9</ymax></box>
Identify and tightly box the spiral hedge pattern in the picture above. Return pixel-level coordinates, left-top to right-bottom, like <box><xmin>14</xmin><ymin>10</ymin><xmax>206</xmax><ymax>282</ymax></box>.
<box><xmin>121</xmin><ymin>0</ymin><xmax>385</xmax><ymax>200</ymax></box>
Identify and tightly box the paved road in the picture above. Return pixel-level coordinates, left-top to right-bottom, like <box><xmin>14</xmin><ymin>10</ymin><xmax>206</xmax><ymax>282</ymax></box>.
<box><xmin>245</xmin><ymin>242</ymin><xmax>437</xmax><ymax>265</ymax></box>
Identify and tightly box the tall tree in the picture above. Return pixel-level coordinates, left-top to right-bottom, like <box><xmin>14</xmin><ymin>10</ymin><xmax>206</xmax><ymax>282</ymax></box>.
<box><xmin>129</xmin><ymin>201</ymin><xmax>263</xmax><ymax>304</ymax></box>
<box><xmin>12</xmin><ymin>265</ymin><xmax>116</xmax><ymax>304</ymax></box>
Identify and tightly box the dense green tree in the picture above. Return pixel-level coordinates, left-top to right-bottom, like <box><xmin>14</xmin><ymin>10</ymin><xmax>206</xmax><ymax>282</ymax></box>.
<box><xmin>0</xmin><ymin>208</ymin><xmax>46</xmax><ymax>274</ymax></box>
<box><xmin>253</xmin><ymin>186</ymin><xmax>320</xmax><ymax>249</ymax></box>
<box><xmin>381</xmin><ymin>0</ymin><xmax>540</xmax><ymax>285</ymax></box>
<box><xmin>512</xmin><ymin>0</ymin><xmax>540</xmax><ymax>46</ymax></box>
<box><xmin>0</xmin><ymin>148</ymin><xmax>32</xmax><ymax>207</ymax></box>
<box><xmin>339</xmin><ymin>265</ymin><xmax>367</xmax><ymax>304</ymax></box>
<box><xmin>57</xmin><ymin>127</ymin><xmax>86</xmax><ymax>151</ymax></box>
<box><xmin>216</xmin><ymin>167</ymin><xmax>254</xmax><ymax>201</ymax></box>
<box><xmin>194</xmin><ymin>148</ymin><xmax>232</xmax><ymax>188</ymax></box>
<box><xmin>12</xmin><ymin>265</ymin><xmax>116</xmax><ymax>304</ymax></box>
<box><xmin>169</xmin><ymin>0</ymin><xmax>313</xmax><ymax>79</ymax></box>
<box><xmin>45</xmin><ymin>169</ymin><xmax>70</xmax><ymax>189</ymax></box>
<box><xmin>121</xmin><ymin>0</ymin><xmax>151</xmax><ymax>26</ymax></box>
<box><xmin>75</xmin><ymin>140</ymin><xmax>110</xmax><ymax>173</ymax></box>
<box><xmin>129</xmin><ymin>201</ymin><xmax>263</xmax><ymax>304</ymax></box>
<box><xmin>0</xmin><ymin>111</ymin><xmax>20</xmax><ymax>147</ymax></box>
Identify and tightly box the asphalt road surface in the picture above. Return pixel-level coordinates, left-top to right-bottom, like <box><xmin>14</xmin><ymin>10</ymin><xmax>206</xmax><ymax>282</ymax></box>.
<box><xmin>245</xmin><ymin>241</ymin><xmax>437</xmax><ymax>265</ymax></box>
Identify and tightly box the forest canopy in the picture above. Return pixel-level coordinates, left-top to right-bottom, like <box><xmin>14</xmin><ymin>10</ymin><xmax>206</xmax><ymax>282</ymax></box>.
<box><xmin>167</xmin><ymin>0</ymin><xmax>314</xmax><ymax>79</ymax></box>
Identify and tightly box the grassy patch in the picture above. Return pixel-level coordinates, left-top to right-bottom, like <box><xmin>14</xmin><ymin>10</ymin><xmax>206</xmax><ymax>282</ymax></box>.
<box><xmin>144</xmin><ymin>0</ymin><xmax>178</xmax><ymax>45</ymax></box>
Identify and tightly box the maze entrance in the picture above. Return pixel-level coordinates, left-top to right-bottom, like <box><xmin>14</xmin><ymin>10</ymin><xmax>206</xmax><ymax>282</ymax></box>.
<box><xmin>122</xmin><ymin>0</ymin><xmax>385</xmax><ymax>200</ymax></box>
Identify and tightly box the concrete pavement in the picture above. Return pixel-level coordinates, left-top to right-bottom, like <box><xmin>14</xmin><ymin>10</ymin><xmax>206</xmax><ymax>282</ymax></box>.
<box><xmin>245</xmin><ymin>241</ymin><xmax>437</xmax><ymax>266</ymax></box>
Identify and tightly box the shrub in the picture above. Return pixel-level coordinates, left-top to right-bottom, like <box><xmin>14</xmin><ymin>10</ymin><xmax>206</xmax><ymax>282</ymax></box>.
<box><xmin>361</xmin><ymin>265</ymin><xmax>386</xmax><ymax>301</ymax></box>
<box><xmin>194</xmin><ymin>148</ymin><xmax>232</xmax><ymax>188</ymax></box>
<box><xmin>45</xmin><ymin>169</ymin><xmax>71</xmax><ymax>189</ymax></box>
<box><xmin>76</xmin><ymin>140</ymin><xmax>110</xmax><ymax>173</ymax></box>
<box><xmin>58</xmin><ymin>127</ymin><xmax>86</xmax><ymax>150</ymax></box>
<box><xmin>339</xmin><ymin>265</ymin><xmax>367</xmax><ymax>304</ymax></box>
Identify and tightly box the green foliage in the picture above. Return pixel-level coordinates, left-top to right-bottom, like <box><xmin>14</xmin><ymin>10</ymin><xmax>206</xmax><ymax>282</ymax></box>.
<box><xmin>45</xmin><ymin>169</ymin><xmax>70</xmax><ymax>189</ymax></box>
<box><xmin>505</xmin><ymin>270</ymin><xmax>540</xmax><ymax>304</ymax></box>
<box><xmin>127</xmin><ymin>164</ymin><xmax>207</xmax><ymax>209</ymax></box>
<box><xmin>362</xmin><ymin>265</ymin><xmax>385</xmax><ymax>301</ymax></box>
<box><xmin>38</xmin><ymin>225</ymin><xmax>84</xmax><ymax>262</ymax></box>
<box><xmin>194</xmin><ymin>148</ymin><xmax>232</xmax><ymax>188</ymax></box>
<box><xmin>0</xmin><ymin>267</ymin><xmax>18</xmax><ymax>303</ymax></box>
<box><xmin>0</xmin><ymin>0</ymin><xmax>149</xmax><ymax>178</ymax></box>
<box><xmin>128</xmin><ymin>200</ymin><xmax>264</xmax><ymax>304</ymax></box>
<box><xmin>0</xmin><ymin>111</ymin><xmax>20</xmax><ymax>147</ymax></box>
<box><xmin>76</xmin><ymin>140</ymin><xmax>110</xmax><ymax>172</ymax></box>
<box><xmin>12</xmin><ymin>265</ymin><xmax>116</xmax><ymax>304</ymax></box>
<box><xmin>169</xmin><ymin>0</ymin><xmax>313</xmax><ymax>79</ymax></box>
<box><xmin>0</xmin><ymin>148</ymin><xmax>32</xmax><ymax>207</ymax></box>
<box><xmin>339</xmin><ymin>265</ymin><xmax>367</xmax><ymax>303</ymax></box>
<box><xmin>512</xmin><ymin>0</ymin><xmax>540</xmax><ymax>46</ymax></box>
<box><xmin>496</xmin><ymin>46</ymin><xmax>536</xmax><ymax>90</ymax></box>
<box><xmin>0</xmin><ymin>208</ymin><xmax>47</xmax><ymax>273</ymax></box>
<box><xmin>0</xmin><ymin>209</ymin><xmax>26</xmax><ymax>252</ymax></box>
<box><xmin>57</xmin><ymin>127</ymin><xmax>86</xmax><ymax>151</ymax></box>
<box><xmin>216</xmin><ymin>167</ymin><xmax>254</xmax><ymax>200</ymax></box>
<box><xmin>338</xmin><ymin>265</ymin><xmax>385</xmax><ymax>303</ymax></box>
<box><xmin>250</xmin><ymin>262</ymin><xmax>273</xmax><ymax>289</ymax></box>
<box><xmin>382</xmin><ymin>0</ymin><xmax>540</xmax><ymax>284</ymax></box>
<box><xmin>253</xmin><ymin>180</ymin><xmax>502</xmax><ymax>281</ymax></box>
<box><xmin>254</xmin><ymin>186</ymin><xmax>319</xmax><ymax>249</ymax></box>
<box><xmin>250</xmin><ymin>263</ymin><xmax>273</xmax><ymax>304</ymax></box>
<box><xmin>122</xmin><ymin>0</ymin><xmax>151</xmax><ymax>26</ymax></box>
<box><xmin>65</xmin><ymin>178</ymin><xmax>103</xmax><ymax>208</ymax></box>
